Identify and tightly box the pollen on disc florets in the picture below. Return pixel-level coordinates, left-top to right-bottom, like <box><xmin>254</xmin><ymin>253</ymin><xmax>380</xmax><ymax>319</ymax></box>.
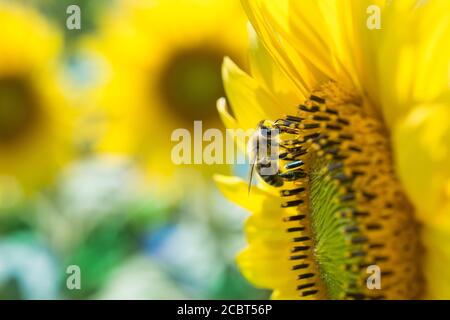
<box><xmin>252</xmin><ymin>81</ymin><xmax>423</xmax><ymax>300</ymax></box>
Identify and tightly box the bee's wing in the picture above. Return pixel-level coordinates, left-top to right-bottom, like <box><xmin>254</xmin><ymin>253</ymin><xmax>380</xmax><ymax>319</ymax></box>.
<box><xmin>248</xmin><ymin>157</ymin><xmax>257</xmax><ymax>195</ymax></box>
<box><xmin>248</xmin><ymin>130</ymin><xmax>260</xmax><ymax>195</ymax></box>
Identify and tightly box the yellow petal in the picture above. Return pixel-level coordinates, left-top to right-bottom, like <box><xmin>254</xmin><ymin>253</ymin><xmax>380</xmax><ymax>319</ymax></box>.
<box><xmin>271</xmin><ymin>288</ymin><xmax>303</xmax><ymax>300</ymax></box>
<box><xmin>248</xmin><ymin>23</ymin><xmax>303</xmax><ymax>110</ymax></box>
<box><xmin>422</xmin><ymin>222</ymin><xmax>450</xmax><ymax>299</ymax></box>
<box><xmin>242</xmin><ymin>0</ymin><xmax>328</xmax><ymax>94</ymax></box>
<box><xmin>378</xmin><ymin>0</ymin><xmax>450</xmax><ymax>128</ymax></box>
<box><xmin>237</xmin><ymin>246</ymin><xmax>293</xmax><ymax>289</ymax></box>
<box><xmin>214</xmin><ymin>174</ymin><xmax>280</xmax><ymax>212</ymax></box>
<box><xmin>215</xmin><ymin>175</ymin><xmax>297</xmax><ymax>289</ymax></box>
<box><xmin>216</xmin><ymin>98</ymin><xmax>239</xmax><ymax>130</ymax></box>
<box><xmin>245</xmin><ymin>214</ymin><xmax>290</xmax><ymax>249</ymax></box>
<box><xmin>317</xmin><ymin>0</ymin><xmax>385</xmax><ymax>113</ymax></box>
<box><xmin>287</xmin><ymin>0</ymin><xmax>347</xmax><ymax>82</ymax></box>
<box><xmin>222</xmin><ymin>57</ymin><xmax>289</xmax><ymax>129</ymax></box>
<box><xmin>243</xmin><ymin>0</ymin><xmax>388</xmax><ymax>118</ymax></box>
<box><xmin>393</xmin><ymin>103</ymin><xmax>450</xmax><ymax>229</ymax></box>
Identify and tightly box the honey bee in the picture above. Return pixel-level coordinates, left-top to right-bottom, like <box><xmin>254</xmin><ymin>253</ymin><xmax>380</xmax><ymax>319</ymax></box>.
<box><xmin>248</xmin><ymin>116</ymin><xmax>310</xmax><ymax>193</ymax></box>
<box><xmin>248</xmin><ymin>120</ymin><xmax>283</xmax><ymax>193</ymax></box>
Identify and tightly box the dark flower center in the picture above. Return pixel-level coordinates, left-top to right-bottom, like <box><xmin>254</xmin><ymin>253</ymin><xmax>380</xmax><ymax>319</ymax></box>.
<box><xmin>252</xmin><ymin>82</ymin><xmax>423</xmax><ymax>299</ymax></box>
<box><xmin>0</xmin><ymin>76</ymin><xmax>39</xmax><ymax>144</ymax></box>
<box><xmin>158</xmin><ymin>46</ymin><xmax>226</xmax><ymax>123</ymax></box>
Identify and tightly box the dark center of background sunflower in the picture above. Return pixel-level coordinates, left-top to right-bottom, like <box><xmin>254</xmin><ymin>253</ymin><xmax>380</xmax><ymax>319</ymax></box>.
<box><xmin>158</xmin><ymin>47</ymin><xmax>226</xmax><ymax>123</ymax></box>
<box><xmin>0</xmin><ymin>76</ymin><xmax>38</xmax><ymax>144</ymax></box>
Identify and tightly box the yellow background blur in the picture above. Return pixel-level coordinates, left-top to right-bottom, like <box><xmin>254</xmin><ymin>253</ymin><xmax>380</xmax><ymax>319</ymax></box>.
<box><xmin>0</xmin><ymin>0</ymin><xmax>268</xmax><ymax>299</ymax></box>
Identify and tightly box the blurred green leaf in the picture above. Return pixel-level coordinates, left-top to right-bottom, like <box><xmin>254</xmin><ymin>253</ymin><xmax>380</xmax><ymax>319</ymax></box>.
<box><xmin>63</xmin><ymin>218</ymin><xmax>132</xmax><ymax>299</ymax></box>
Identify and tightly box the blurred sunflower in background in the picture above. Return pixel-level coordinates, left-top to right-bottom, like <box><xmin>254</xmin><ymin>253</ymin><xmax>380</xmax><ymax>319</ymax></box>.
<box><xmin>1</xmin><ymin>0</ymin><xmax>268</xmax><ymax>300</ymax></box>
<box><xmin>88</xmin><ymin>0</ymin><xmax>248</xmax><ymax>199</ymax></box>
<box><xmin>216</xmin><ymin>0</ymin><xmax>450</xmax><ymax>299</ymax></box>
<box><xmin>80</xmin><ymin>0</ymin><xmax>266</xmax><ymax>299</ymax></box>
<box><xmin>0</xmin><ymin>2</ymin><xmax>73</xmax><ymax>200</ymax></box>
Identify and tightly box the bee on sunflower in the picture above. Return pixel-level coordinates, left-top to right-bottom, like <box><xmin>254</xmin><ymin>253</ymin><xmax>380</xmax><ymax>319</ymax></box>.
<box><xmin>87</xmin><ymin>0</ymin><xmax>248</xmax><ymax>198</ymax></box>
<box><xmin>216</xmin><ymin>0</ymin><xmax>450</xmax><ymax>299</ymax></box>
<box><xmin>0</xmin><ymin>3</ymin><xmax>73</xmax><ymax>198</ymax></box>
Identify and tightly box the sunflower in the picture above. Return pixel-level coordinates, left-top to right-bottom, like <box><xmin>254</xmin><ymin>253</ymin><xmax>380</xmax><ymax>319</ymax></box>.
<box><xmin>216</xmin><ymin>0</ymin><xmax>450</xmax><ymax>299</ymax></box>
<box><xmin>90</xmin><ymin>0</ymin><xmax>248</xmax><ymax>197</ymax></box>
<box><xmin>0</xmin><ymin>3</ymin><xmax>73</xmax><ymax>196</ymax></box>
